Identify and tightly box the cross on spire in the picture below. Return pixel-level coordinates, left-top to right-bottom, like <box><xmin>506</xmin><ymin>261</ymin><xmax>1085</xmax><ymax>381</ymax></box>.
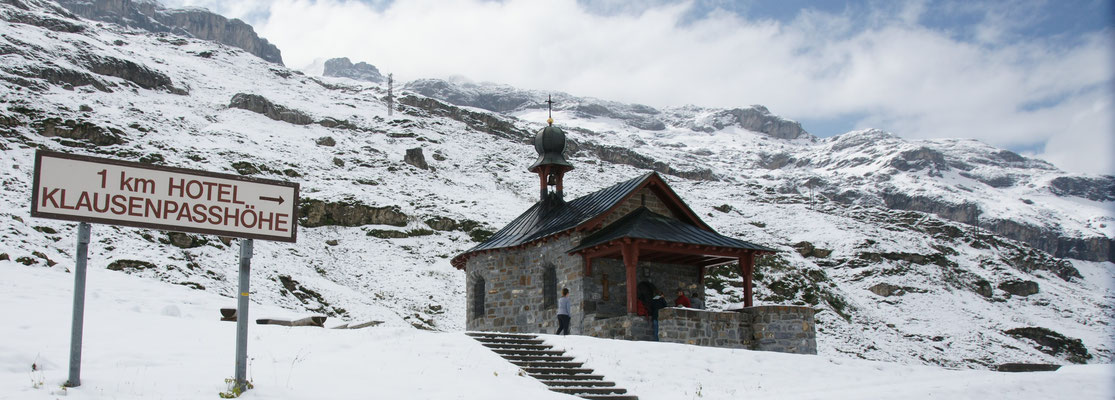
<box><xmin>546</xmin><ymin>95</ymin><xmax>555</xmax><ymax>125</ymax></box>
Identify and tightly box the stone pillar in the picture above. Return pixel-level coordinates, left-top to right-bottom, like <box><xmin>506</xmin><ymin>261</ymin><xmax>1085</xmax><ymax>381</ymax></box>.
<box><xmin>622</xmin><ymin>242</ymin><xmax>639</xmax><ymax>314</ymax></box>
<box><xmin>740</xmin><ymin>252</ymin><xmax>754</xmax><ymax>307</ymax></box>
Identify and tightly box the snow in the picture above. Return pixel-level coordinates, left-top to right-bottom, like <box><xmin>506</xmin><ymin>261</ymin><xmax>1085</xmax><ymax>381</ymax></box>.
<box><xmin>2</xmin><ymin>263</ymin><xmax>1112</xmax><ymax>400</ymax></box>
<box><xmin>0</xmin><ymin>0</ymin><xmax>1113</xmax><ymax>385</ymax></box>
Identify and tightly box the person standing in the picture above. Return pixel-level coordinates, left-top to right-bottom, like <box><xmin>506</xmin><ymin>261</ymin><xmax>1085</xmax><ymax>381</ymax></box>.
<box><xmin>690</xmin><ymin>292</ymin><xmax>705</xmax><ymax>310</ymax></box>
<box><xmin>556</xmin><ymin>288</ymin><xmax>571</xmax><ymax>335</ymax></box>
<box><xmin>648</xmin><ymin>290</ymin><xmax>668</xmax><ymax>341</ymax></box>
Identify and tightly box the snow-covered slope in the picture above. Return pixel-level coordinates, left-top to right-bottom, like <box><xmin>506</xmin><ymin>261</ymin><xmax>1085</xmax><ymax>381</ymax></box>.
<box><xmin>0</xmin><ymin>0</ymin><xmax>1112</xmax><ymax>372</ymax></box>
<box><xmin>2</xmin><ymin>263</ymin><xmax>1113</xmax><ymax>399</ymax></box>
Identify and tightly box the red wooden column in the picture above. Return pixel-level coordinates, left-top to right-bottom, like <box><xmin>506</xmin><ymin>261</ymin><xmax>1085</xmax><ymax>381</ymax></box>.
<box><xmin>622</xmin><ymin>241</ymin><xmax>639</xmax><ymax>314</ymax></box>
<box><xmin>739</xmin><ymin>252</ymin><xmax>755</xmax><ymax>307</ymax></box>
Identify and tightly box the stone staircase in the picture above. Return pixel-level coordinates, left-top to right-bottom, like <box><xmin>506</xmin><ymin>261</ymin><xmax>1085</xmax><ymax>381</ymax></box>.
<box><xmin>467</xmin><ymin>332</ymin><xmax>638</xmax><ymax>400</ymax></box>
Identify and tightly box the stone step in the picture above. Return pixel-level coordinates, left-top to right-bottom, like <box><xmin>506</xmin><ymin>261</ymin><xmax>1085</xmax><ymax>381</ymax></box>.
<box><xmin>483</xmin><ymin>343</ymin><xmax>554</xmax><ymax>351</ymax></box>
<box><xmin>466</xmin><ymin>332</ymin><xmax>539</xmax><ymax>340</ymax></box>
<box><xmin>579</xmin><ymin>395</ymin><xmax>639</xmax><ymax>400</ymax></box>
<box><xmin>523</xmin><ymin>367</ymin><xmax>595</xmax><ymax>375</ymax></box>
<box><xmin>493</xmin><ymin>349</ymin><xmax>566</xmax><ymax>357</ymax></box>
<box><xmin>504</xmin><ymin>355</ymin><xmax>576</xmax><ymax>362</ymax></box>
<box><xmin>473</xmin><ymin>337</ymin><xmax>547</xmax><ymax>346</ymax></box>
<box><xmin>529</xmin><ymin>373</ymin><xmax>605</xmax><ymax>381</ymax></box>
<box><xmin>551</xmin><ymin>386</ymin><xmax>628</xmax><ymax>396</ymax></box>
<box><xmin>512</xmin><ymin>360</ymin><xmax>584</xmax><ymax>369</ymax></box>
<box><xmin>540</xmin><ymin>380</ymin><xmax>615</xmax><ymax>388</ymax></box>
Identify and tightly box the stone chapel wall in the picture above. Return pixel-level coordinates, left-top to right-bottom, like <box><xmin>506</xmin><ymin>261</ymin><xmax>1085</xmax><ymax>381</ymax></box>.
<box><xmin>465</xmin><ymin>234</ymin><xmax>585</xmax><ymax>334</ymax></box>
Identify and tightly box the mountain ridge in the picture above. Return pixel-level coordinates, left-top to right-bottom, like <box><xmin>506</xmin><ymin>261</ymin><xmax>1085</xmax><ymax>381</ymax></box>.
<box><xmin>0</xmin><ymin>0</ymin><xmax>1111</xmax><ymax>370</ymax></box>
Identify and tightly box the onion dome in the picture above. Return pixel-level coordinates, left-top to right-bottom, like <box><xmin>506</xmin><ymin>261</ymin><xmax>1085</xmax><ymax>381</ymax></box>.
<box><xmin>528</xmin><ymin>118</ymin><xmax>574</xmax><ymax>173</ymax></box>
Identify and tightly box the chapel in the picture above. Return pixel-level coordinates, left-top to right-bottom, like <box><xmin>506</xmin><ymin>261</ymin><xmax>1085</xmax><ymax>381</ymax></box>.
<box><xmin>452</xmin><ymin>117</ymin><xmax>817</xmax><ymax>353</ymax></box>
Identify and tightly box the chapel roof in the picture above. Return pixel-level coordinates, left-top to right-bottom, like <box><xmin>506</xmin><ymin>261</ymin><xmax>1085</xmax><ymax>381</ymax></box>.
<box><xmin>568</xmin><ymin>207</ymin><xmax>776</xmax><ymax>254</ymax></box>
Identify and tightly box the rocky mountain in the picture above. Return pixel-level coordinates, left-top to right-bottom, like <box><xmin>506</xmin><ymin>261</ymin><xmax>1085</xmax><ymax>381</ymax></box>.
<box><xmin>0</xmin><ymin>0</ymin><xmax>1111</xmax><ymax>370</ymax></box>
<box><xmin>53</xmin><ymin>0</ymin><xmax>283</xmax><ymax>64</ymax></box>
<box><xmin>407</xmin><ymin>78</ymin><xmax>1114</xmax><ymax>263</ymax></box>
<box><xmin>405</xmin><ymin>78</ymin><xmax>812</xmax><ymax>139</ymax></box>
<box><xmin>323</xmin><ymin>57</ymin><xmax>385</xmax><ymax>83</ymax></box>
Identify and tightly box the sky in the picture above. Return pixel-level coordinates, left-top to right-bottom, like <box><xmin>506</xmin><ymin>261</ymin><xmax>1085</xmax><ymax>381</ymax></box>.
<box><xmin>160</xmin><ymin>0</ymin><xmax>1114</xmax><ymax>175</ymax></box>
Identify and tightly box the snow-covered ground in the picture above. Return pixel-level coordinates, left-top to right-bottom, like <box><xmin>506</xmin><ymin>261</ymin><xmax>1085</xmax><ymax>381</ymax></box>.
<box><xmin>1</xmin><ymin>0</ymin><xmax>1113</xmax><ymax>378</ymax></box>
<box><xmin>2</xmin><ymin>262</ymin><xmax>1112</xmax><ymax>400</ymax></box>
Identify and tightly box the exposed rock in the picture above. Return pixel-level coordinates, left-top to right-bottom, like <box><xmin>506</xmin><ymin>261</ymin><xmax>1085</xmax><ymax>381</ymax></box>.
<box><xmin>424</xmin><ymin>217</ymin><xmax>457</xmax><ymax>231</ymax></box>
<box><xmin>2</xmin><ymin>63</ymin><xmax>111</xmax><ymax>92</ymax></box>
<box><xmin>3</xmin><ymin>7</ymin><xmax>86</xmax><ymax>33</ymax></box>
<box><xmin>866</xmin><ymin>283</ymin><xmax>926</xmax><ymax>297</ymax></box>
<box><xmin>989</xmin><ymin>219</ymin><xmax>1110</xmax><ymax>264</ymax></box>
<box><xmin>35</xmin><ymin>118</ymin><xmax>125</xmax><ymax>146</ymax></box>
<box><xmin>889</xmin><ymin>147</ymin><xmax>949</xmax><ymax>174</ymax></box>
<box><xmin>55</xmin><ymin>0</ymin><xmax>283</xmax><ymax>64</ymax></box>
<box><xmin>367</xmin><ymin>229</ymin><xmax>408</xmax><ymax>239</ymax></box>
<box><xmin>794</xmin><ymin>241</ymin><xmax>832</xmax><ymax>258</ymax></box>
<box><xmin>566</xmin><ymin>139</ymin><xmax>716</xmax><ymax>181</ymax></box>
<box><xmin>228</xmin><ymin>93</ymin><xmax>313</xmax><ymax>125</ymax></box>
<box><xmin>692</xmin><ymin>105</ymin><xmax>809</xmax><ymax>140</ymax></box>
<box><xmin>404</xmin><ymin>147</ymin><xmax>429</xmax><ymax>170</ymax></box>
<box><xmin>759</xmin><ymin>152</ymin><xmax>796</xmax><ymax>169</ymax></box>
<box><xmin>82</xmin><ymin>54</ymin><xmax>186</xmax><ymax>94</ymax></box>
<box><xmin>973</xmin><ymin>279</ymin><xmax>993</xmax><ymax>298</ymax></box>
<box><xmin>276</xmin><ymin>275</ymin><xmax>340</xmax><ymax>316</ymax></box>
<box><xmin>299</xmin><ymin>199</ymin><xmax>408</xmax><ymax>227</ymax></box>
<box><xmin>230</xmin><ymin>161</ymin><xmax>259</xmax><ymax>175</ymax></box>
<box><xmin>998</xmin><ymin>280</ymin><xmax>1039</xmax><ymax>297</ymax></box>
<box><xmin>1004</xmin><ymin>327</ymin><xmax>1092</xmax><ymax>364</ymax></box>
<box><xmin>315</xmin><ymin>136</ymin><xmax>336</xmax><ymax>147</ymax></box>
<box><xmin>164</xmin><ymin>232</ymin><xmax>206</xmax><ymax>249</ymax></box>
<box><xmin>323</xmin><ymin>57</ymin><xmax>384</xmax><ymax>83</ymax></box>
<box><xmin>397</xmin><ymin>94</ymin><xmax>528</xmax><ymax>142</ymax></box>
<box><xmin>882</xmin><ymin>191</ymin><xmax>979</xmax><ymax>225</ymax></box>
<box><xmin>107</xmin><ymin>259</ymin><xmax>157</xmax><ymax>272</ymax></box>
<box><xmin>1048</xmin><ymin>176</ymin><xmax>1115</xmax><ymax>202</ymax></box>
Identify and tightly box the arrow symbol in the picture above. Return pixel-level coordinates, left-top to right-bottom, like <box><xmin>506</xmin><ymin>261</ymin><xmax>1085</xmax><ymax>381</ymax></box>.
<box><xmin>259</xmin><ymin>195</ymin><xmax>284</xmax><ymax>205</ymax></box>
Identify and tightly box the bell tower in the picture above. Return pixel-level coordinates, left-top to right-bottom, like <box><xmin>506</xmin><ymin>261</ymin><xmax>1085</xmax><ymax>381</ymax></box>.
<box><xmin>528</xmin><ymin>95</ymin><xmax>573</xmax><ymax>202</ymax></box>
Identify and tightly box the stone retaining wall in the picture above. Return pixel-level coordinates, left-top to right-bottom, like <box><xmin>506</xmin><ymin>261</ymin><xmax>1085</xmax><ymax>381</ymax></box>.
<box><xmin>582</xmin><ymin>306</ymin><xmax>817</xmax><ymax>355</ymax></box>
<box><xmin>737</xmin><ymin>305</ymin><xmax>817</xmax><ymax>354</ymax></box>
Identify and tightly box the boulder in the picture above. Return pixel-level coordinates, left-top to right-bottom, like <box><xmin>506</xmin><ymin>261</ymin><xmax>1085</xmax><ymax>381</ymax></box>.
<box><xmin>229</xmin><ymin>93</ymin><xmax>313</xmax><ymax>125</ymax></box>
<box><xmin>299</xmin><ymin>199</ymin><xmax>407</xmax><ymax>227</ymax></box>
<box><xmin>404</xmin><ymin>147</ymin><xmax>429</xmax><ymax>170</ymax></box>
<box><xmin>998</xmin><ymin>280</ymin><xmax>1039</xmax><ymax>297</ymax></box>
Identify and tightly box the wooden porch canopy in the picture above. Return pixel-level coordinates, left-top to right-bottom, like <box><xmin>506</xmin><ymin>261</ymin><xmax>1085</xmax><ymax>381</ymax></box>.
<box><xmin>568</xmin><ymin>207</ymin><xmax>776</xmax><ymax>313</ymax></box>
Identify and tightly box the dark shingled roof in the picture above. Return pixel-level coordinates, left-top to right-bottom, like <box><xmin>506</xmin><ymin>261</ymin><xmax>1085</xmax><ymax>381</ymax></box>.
<box><xmin>568</xmin><ymin>207</ymin><xmax>777</xmax><ymax>253</ymax></box>
<box><xmin>460</xmin><ymin>172</ymin><xmax>653</xmax><ymax>255</ymax></box>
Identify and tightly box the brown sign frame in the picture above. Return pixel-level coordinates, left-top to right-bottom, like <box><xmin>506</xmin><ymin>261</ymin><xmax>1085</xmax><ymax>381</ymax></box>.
<box><xmin>31</xmin><ymin>150</ymin><xmax>300</xmax><ymax>243</ymax></box>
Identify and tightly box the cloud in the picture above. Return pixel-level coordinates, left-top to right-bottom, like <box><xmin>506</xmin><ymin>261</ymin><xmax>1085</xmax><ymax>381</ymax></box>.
<box><xmin>161</xmin><ymin>0</ymin><xmax>1113</xmax><ymax>175</ymax></box>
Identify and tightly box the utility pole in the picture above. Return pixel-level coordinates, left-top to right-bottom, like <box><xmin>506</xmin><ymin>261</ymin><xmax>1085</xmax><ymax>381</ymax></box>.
<box><xmin>387</xmin><ymin>73</ymin><xmax>394</xmax><ymax>117</ymax></box>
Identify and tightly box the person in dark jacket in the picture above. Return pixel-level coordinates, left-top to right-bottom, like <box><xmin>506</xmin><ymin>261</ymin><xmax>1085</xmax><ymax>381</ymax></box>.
<box><xmin>648</xmin><ymin>290</ymin><xmax>668</xmax><ymax>341</ymax></box>
<box><xmin>556</xmin><ymin>288</ymin><xmax>571</xmax><ymax>335</ymax></box>
<box><xmin>690</xmin><ymin>292</ymin><xmax>705</xmax><ymax>310</ymax></box>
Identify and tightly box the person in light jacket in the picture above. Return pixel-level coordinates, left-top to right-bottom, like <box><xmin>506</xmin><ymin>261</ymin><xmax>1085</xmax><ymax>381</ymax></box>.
<box><xmin>556</xmin><ymin>288</ymin><xmax>571</xmax><ymax>335</ymax></box>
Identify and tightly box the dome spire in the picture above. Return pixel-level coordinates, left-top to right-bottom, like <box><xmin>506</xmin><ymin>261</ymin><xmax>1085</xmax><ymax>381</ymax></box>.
<box><xmin>546</xmin><ymin>94</ymin><xmax>554</xmax><ymax>126</ymax></box>
<box><xmin>530</xmin><ymin>94</ymin><xmax>572</xmax><ymax>202</ymax></box>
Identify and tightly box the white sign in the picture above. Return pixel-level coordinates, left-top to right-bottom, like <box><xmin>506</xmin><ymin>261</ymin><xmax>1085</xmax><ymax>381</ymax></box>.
<box><xmin>32</xmin><ymin>150</ymin><xmax>299</xmax><ymax>242</ymax></box>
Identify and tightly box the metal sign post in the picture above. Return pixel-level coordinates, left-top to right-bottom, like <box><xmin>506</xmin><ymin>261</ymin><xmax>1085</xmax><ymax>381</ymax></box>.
<box><xmin>234</xmin><ymin>238</ymin><xmax>253</xmax><ymax>391</ymax></box>
<box><xmin>64</xmin><ymin>222</ymin><xmax>91</xmax><ymax>387</ymax></box>
<box><xmin>30</xmin><ymin>150</ymin><xmax>299</xmax><ymax>393</ymax></box>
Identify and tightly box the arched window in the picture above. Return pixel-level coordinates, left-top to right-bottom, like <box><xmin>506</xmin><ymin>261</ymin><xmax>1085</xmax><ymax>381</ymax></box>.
<box><xmin>471</xmin><ymin>276</ymin><xmax>486</xmax><ymax>319</ymax></box>
<box><xmin>543</xmin><ymin>264</ymin><xmax>557</xmax><ymax>310</ymax></box>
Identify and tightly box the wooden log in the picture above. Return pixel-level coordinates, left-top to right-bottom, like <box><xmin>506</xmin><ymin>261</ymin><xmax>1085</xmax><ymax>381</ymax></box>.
<box><xmin>348</xmin><ymin>320</ymin><xmax>384</xmax><ymax>329</ymax></box>
<box><xmin>220</xmin><ymin>308</ymin><xmax>237</xmax><ymax>321</ymax></box>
